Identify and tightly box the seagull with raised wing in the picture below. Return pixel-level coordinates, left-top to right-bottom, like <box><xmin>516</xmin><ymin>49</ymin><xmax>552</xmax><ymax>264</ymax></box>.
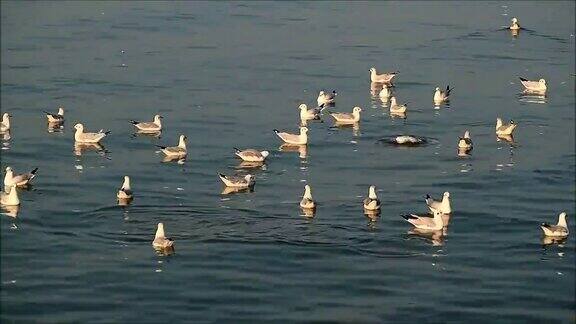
<box><xmin>300</xmin><ymin>184</ymin><xmax>316</xmax><ymax>209</ymax></box>
<box><xmin>330</xmin><ymin>106</ymin><xmax>362</xmax><ymax>124</ymax></box>
<box><xmin>401</xmin><ymin>210</ymin><xmax>444</xmax><ymax>231</ymax></box>
<box><xmin>44</xmin><ymin>107</ymin><xmax>65</xmax><ymax>124</ymax></box>
<box><xmin>152</xmin><ymin>223</ymin><xmax>174</xmax><ymax>249</ymax></box>
<box><xmin>74</xmin><ymin>123</ymin><xmax>110</xmax><ymax>143</ymax></box>
<box><xmin>425</xmin><ymin>192</ymin><xmax>451</xmax><ymax>214</ymax></box>
<box><xmin>496</xmin><ymin>118</ymin><xmax>517</xmax><ymax>136</ymax></box>
<box><xmin>299</xmin><ymin>104</ymin><xmax>321</xmax><ymax>121</ymax></box>
<box><xmin>317</xmin><ymin>90</ymin><xmax>337</xmax><ymax>107</ymax></box>
<box><xmin>0</xmin><ymin>185</ymin><xmax>19</xmax><ymax>206</ymax></box>
<box><xmin>274</xmin><ymin>127</ymin><xmax>308</xmax><ymax>145</ymax></box>
<box><xmin>0</xmin><ymin>113</ymin><xmax>11</xmax><ymax>133</ymax></box>
<box><xmin>389</xmin><ymin>97</ymin><xmax>407</xmax><ymax>113</ymax></box>
<box><xmin>369</xmin><ymin>67</ymin><xmax>398</xmax><ymax>83</ymax></box>
<box><xmin>117</xmin><ymin>176</ymin><xmax>133</xmax><ymax>200</ymax></box>
<box><xmin>130</xmin><ymin>114</ymin><xmax>163</xmax><ymax>132</ymax></box>
<box><xmin>458</xmin><ymin>130</ymin><xmax>473</xmax><ymax>150</ymax></box>
<box><xmin>218</xmin><ymin>173</ymin><xmax>255</xmax><ymax>188</ymax></box>
<box><xmin>4</xmin><ymin>166</ymin><xmax>38</xmax><ymax>188</ymax></box>
<box><xmin>519</xmin><ymin>77</ymin><xmax>546</xmax><ymax>93</ymax></box>
<box><xmin>434</xmin><ymin>86</ymin><xmax>452</xmax><ymax>104</ymax></box>
<box><xmin>156</xmin><ymin>135</ymin><xmax>187</xmax><ymax>157</ymax></box>
<box><xmin>363</xmin><ymin>185</ymin><xmax>381</xmax><ymax>211</ymax></box>
<box><xmin>234</xmin><ymin>148</ymin><xmax>269</xmax><ymax>162</ymax></box>
<box><xmin>541</xmin><ymin>212</ymin><xmax>569</xmax><ymax>237</ymax></box>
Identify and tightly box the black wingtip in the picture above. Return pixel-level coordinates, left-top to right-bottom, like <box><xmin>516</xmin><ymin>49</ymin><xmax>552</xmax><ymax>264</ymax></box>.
<box><xmin>425</xmin><ymin>194</ymin><xmax>431</xmax><ymax>199</ymax></box>
<box><xmin>104</xmin><ymin>131</ymin><xmax>111</xmax><ymax>135</ymax></box>
<box><xmin>155</xmin><ymin>145</ymin><xmax>166</xmax><ymax>149</ymax></box>
<box><xmin>129</xmin><ymin>120</ymin><xmax>139</xmax><ymax>125</ymax></box>
<box><xmin>541</xmin><ymin>223</ymin><xmax>551</xmax><ymax>228</ymax></box>
<box><xmin>400</xmin><ymin>214</ymin><xmax>412</xmax><ymax>220</ymax></box>
<box><xmin>218</xmin><ymin>173</ymin><xmax>226</xmax><ymax>178</ymax></box>
<box><xmin>273</xmin><ymin>129</ymin><xmax>279</xmax><ymax>134</ymax></box>
<box><xmin>31</xmin><ymin>167</ymin><xmax>38</xmax><ymax>174</ymax></box>
<box><xmin>233</xmin><ymin>147</ymin><xmax>241</xmax><ymax>153</ymax></box>
<box><xmin>519</xmin><ymin>77</ymin><xmax>528</xmax><ymax>82</ymax></box>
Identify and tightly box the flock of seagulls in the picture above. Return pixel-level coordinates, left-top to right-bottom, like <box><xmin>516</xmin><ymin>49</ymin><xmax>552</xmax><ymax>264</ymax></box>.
<box><xmin>0</xmin><ymin>16</ymin><xmax>571</xmax><ymax>253</ymax></box>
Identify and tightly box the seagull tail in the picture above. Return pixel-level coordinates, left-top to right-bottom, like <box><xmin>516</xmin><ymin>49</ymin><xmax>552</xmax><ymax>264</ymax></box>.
<box><xmin>104</xmin><ymin>131</ymin><xmax>111</xmax><ymax>135</ymax></box>
<box><xmin>233</xmin><ymin>147</ymin><xmax>242</xmax><ymax>154</ymax></box>
<box><xmin>129</xmin><ymin>120</ymin><xmax>139</xmax><ymax>125</ymax></box>
<box><xmin>541</xmin><ymin>223</ymin><xmax>552</xmax><ymax>229</ymax></box>
<box><xmin>273</xmin><ymin>129</ymin><xmax>280</xmax><ymax>134</ymax></box>
<box><xmin>519</xmin><ymin>77</ymin><xmax>528</xmax><ymax>82</ymax></box>
<box><xmin>401</xmin><ymin>214</ymin><xmax>415</xmax><ymax>220</ymax></box>
<box><xmin>155</xmin><ymin>145</ymin><xmax>167</xmax><ymax>149</ymax></box>
<box><xmin>30</xmin><ymin>167</ymin><xmax>39</xmax><ymax>175</ymax></box>
<box><xmin>218</xmin><ymin>173</ymin><xmax>227</xmax><ymax>180</ymax></box>
<box><xmin>446</xmin><ymin>85</ymin><xmax>452</xmax><ymax>96</ymax></box>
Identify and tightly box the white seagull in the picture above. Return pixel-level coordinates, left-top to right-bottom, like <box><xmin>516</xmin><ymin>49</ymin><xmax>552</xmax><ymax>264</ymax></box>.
<box><xmin>496</xmin><ymin>118</ymin><xmax>517</xmax><ymax>136</ymax></box>
<box><xmin>4</xmin><ymin>166</ymin><xmax>38</xmax><ymax>188</ymax></box>
<box><xmin>509</xmin><ymin>17</ymin><xmax>520</xmax><ymax>30</ymax></box>
<box><xmin>152</xmin><ymin>223</ymin><xmax>174</xmax><ymax>249</ymax></box>
<box><xmin>234</xmin><ymin>148</ymin><xmax>269</xmax><ymax>162</ymax></box>
<box><xmin>156</xmin><ymin>135</ymin><xmax>187</xmax><ymax>157</ymax></box>
<box><xmin>379</xmin><ymin>85</ymin><xmax>391</xmax><ymax>99</ymax></box>
<box><xmin>389</xmin><ymin>97</ymin><xmax>407</xmax><ymax>113</ymax></box>
<box><xmin>299</xmin><ymin>104</ymin><xmax>321</xmax><ymax>121</ymax></box>
<box><xmin>0</xmin><ymin>185</ymin><xmax>19</xmax><ymax>206</ymax></box>
<box><xmin>425</xmin><ymin>192</ymin><xmax>452</xmax><ymax>214</ymax></box>
<box><xmin>433</xmin><ymin>86</ymin><xmax>452</xmax><ymax>104</ymax></box>
<box><xmin>458</xmin><ymin>130</ymin><xmax>473</xmax><ymax>150</ymax></box>
<box><xmin>274</xmin><ymin>127</ymin><xmax>308</xmax><ymax>145</ymax></box>
<box><xmin>369</xmin><ymin>67</ymin><xmax>398</xmax><ymax>83</ymax></box>
<box><xmin>540</xmin><ymin>212</ymin><xmax>569</xmax><ymax>237</ymax></box>
<box><xmin>317</xmin><ymin>90</ymin><xmax>337</xmax><ymax>107</ymax></box>
<box><xmin>0</xmin><ymin>113</ymin><xmax>11</xmax><ymax>133</ymax></box>
<box><xmin>300</xmin><ymin>184</ymin><xmax>316</xmax><ymax>209</ymax></box>
<box><xmin>130</xmin><ymin>114</ymin><xmax>163</xmax><ymax>132</ymax></box>
<box><xmin>218</xmin><ymin>173</ymin><xmax>255</xmax><ymax>188</ymax></box>
<box><xmin>117</xmin><ymin>176</ymin><xmax>133</xmax><ymax>200</ymax></box>
<box><xmin>330</xmin><ymin>107</ymin><xmax>362</xmax><ymax>124</ymax></box>
<box><xmin>519</xmin><ymin>77</ymin><xmax>546</xmax><ymax>93</ymax></box>
<box><xmin>363</xmin><ymin>185</ymin><xmax>381</xmax><ymax>211</ymax></box>
<box><xmin>44</xmin><ymin>107</ymin><xmax>65</xmax><ymax>124</ymax></box>
<box><xmin>401</xmin><ymin>210</ymin><xmax>444</xmax><ymax>231</ymax></box>
<box><xmin>74</xmin><ymin>123</ymin><xmax>110</xmax><ymax>143</ymax></box>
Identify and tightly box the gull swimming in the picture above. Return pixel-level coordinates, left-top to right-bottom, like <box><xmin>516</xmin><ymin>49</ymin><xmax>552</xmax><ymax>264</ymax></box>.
<box><xmin>299</xmin><ymin>104</ymin><xmax>321</xmax><ymax>121</ymax></box>
<box><xmin>379</xmin><ymin>85</ymin><xmax>392</xmax><ymax>99</ymax></box>
<box><xmin>0</xmin><ymin>185</ymin><xmax>19</xmax><ymax>206</ymax></box>
<box><xmin>519</xmin><ymin>77</ymin><xmax>547</xmax><ymax>93</ymax></box>
<box><xmin>130</xmin><ymin>114</ymin><xmax>163</xmax><ymax>132</ymax></box>
<box><xmin>156</xmin><ymin>135</ymin><xmax>187</xmax><ymax>157</ymax></box>
<box><xmin>117</xmin><ymin>176</ymin><xmax>133</xmax><ymax>200</ymax></box>
<box><xmin>401</xmin><ymin>210</ymin><xmax>444</xmax><ymax>231</ymax></box>
<box><xmin>541</xmin><ymin>212</ymin><xmax>569</xmax><ymax>237</ymax></box>
<box><xmin>509</xmin><ymin>17</ymin><xmax>520</xmax><ymax>30</ymax></box>
<box><xmin>496</xmin><ymin>118</ymin><xmax>517</xmax><ymax>136</ymax></box>
<box><xmin>44</xmin><ymin>107</ymin><xmax>65</xmax><ymax>124</ymax></box>
<box><xmin>152</xmin><ymin>222</ymin><xmax>174</xmax><ymax>249</ymax></box>
<box><xmin>389</xmin><ymin>97</ymin><xmax>407</xmax><ymax>113</ymax></box>
<box><xmin>433</xmin><ymin>86</ymin><xmax>452</xmax><ymax>104</ymax></box>
<box><xmin>274</xmin><ymin>127</ymin><xmax>308</xmax><ymax>145</ymax></box>
<box><xmin>387</xmin><ymin>135</ymin><xmax>426</xmax><ymax>145</ymax></box>
<box><xmin>458</xmin><ymin>130</ymin><xmax>473</xmax><ymax>150</ymax></box>
<box><xmin>369</xmin><ymin>67</ymin><xmax>398</xmax><ymax>84</ymax></box>
<box><xmin>4</xmin><ymin>166</ymin><xmax>38</xmax><ymax>188</ymax></box>
<box><xmin>300</xmin><ymin>184</ymin><xmax>316</xmax><ymax>209</ymax></box>
<box><xmin>363</xmin><ymin>185</ymin><xmax>381</xmax><ymax>211</ymax></box>
<box><xmin>330</xmin><ymin>107</ymin><xmax>362</xmax><ymax>124</ymax></box>
<box><xmin>317</xmin><ymin>90</ymin><xmax>337</xmax><ymax>107</ymax></box>
<box><xmin>218</xmin><ymin>173</ymin><xmax>255</xmax><ymax>188</ymax></box>
<box><xmin>425</xmin><ymin>192</ymin><xmax>451</xmax><ymax>214</ymax></box>
<box><xmin>0</xmin><ymin>113</ymin><xmax>11</xmax><ymax>133</ymax></box>
<box><xmin>234</xmin><ymin>148</ymin><xmax>269</xmax><ymax>162</ymax></box>
<box><xmin>74</xmin><ymin>123</ymin><xmax>110</xmax><ymax>143</ymax></box>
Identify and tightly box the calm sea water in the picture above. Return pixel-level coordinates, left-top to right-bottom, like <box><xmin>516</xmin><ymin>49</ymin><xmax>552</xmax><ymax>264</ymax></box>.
<box><xmin>1</xmin><ymin>1</ymin><xmax>575</xmax><ymax>322</ymax></box>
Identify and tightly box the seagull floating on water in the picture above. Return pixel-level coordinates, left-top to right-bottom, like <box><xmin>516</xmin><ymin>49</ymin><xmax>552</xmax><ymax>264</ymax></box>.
<box><xmin>4</xmin><ymin>166</ymin><xmax>38</xmax><ymax>188</ymax></box>
<box><xmin>300</xmin><ymin>184</ymin><xmax>316</xmax><ymax>209</ymax></box>
<box><xmin>389</xmin><ymin>97</ymin><xmax>407</xmax><ymax>113</ymax></box>
<box><xmin>317</xmin><ymin>90</ymin><xmax>337</xmax><ymax>107</ymax></box>
<box><xmin>156</xmin><ymin>135</ymin><xmax>187</xmax><ymax>157</ymax></box>
<box><xmin>0</xmin><ymin>113</ymin><xmax>11</xmax><ymax>133</ymax></box>
<box><xmin>330</xmin><ymin>107</ymin><xmax>362</xmax><ymax>124</ymax></box>
<box><xmin>434</xmin><ymin>86</ymin><xmax>452</xmax><ymax>104</ymax></box>
<box><xmin>74</xmin><ymin>123</ymin><xmax>110</xmax><ymax>143</ymax></box>
<box><xmin>519</xmin><ymin>77</ymin><xmax>547</xmax><ymax>93</ymax></box>
<box><xmin>541</xmin><ymin>212</ymin><xmax>569</xmax><ymax>238</ymax></box>
<box><xmin>425</xmin><ymin>192</ymin><xmax>452</xmax><ymax>214</ymax></box>
<box><xmin>274</xmin><ymin>127</ymin><xmax>308</xmax><ymax>145</ymax></box>
<box><xmin>496</xmin><ymin>118</ymin><xmax>517</xmax><ymax>136</ymax></box>
<box><xmin>363</xmin><ymin>185</ymin><xmax>381</xmax><ymax>211</ymax></box>
<box><xmin>0</xmin><ymin>185</ymin><xmax>19</xmax><ymax>206</ymax></box>
<box><xmin>117</xmin><ymin>176</ymin><xmax>133</xmax><ymax>200</ymax></box>
<box><xmin>299</xmin><ymin>104</ymin><xmax>321</xmax><ymax>121</ymax></box>
<box><xmin>509</xmin><ymin>17</ymin><xmax>520</xmax><ymax>30</ymax></box>
<box><xmin>234</xmin><ymin>148</ymin><xmax>269</xmax><ymax>162</ymax></box>
<box><xmin>130</xmin><ymin>114</ymin><xmax>163</xmax><ymax>132</ymax></box>
<box><xmin>218</xmin><ymin>173</ymin><xmax>255</xmax><ymax>188</ymax></box>
<box><xmin>44</xmin><ymin>107</ymin><xmax>65</xmax><ymax>124</ymax></box>
<box><xmin>401</xmin><ymin>210</ymin><xmax>444</xmax><ymax>231</ymax></box>
<box><xmin>458</xmin><ymin>130</ymin><xmax>473</xmax><ymax>150</ymax></box>
<box><xmin>379</xmin><ymin>85</ymin><xmax>391</xmax><ymax>99</ymax></box>
<box><xmin>369</xmin><ymin>67</ymin><xmax>398</xmax><ymax>84</ymax></box>
<box><xmin>152</xmin><ymin>223</ymin><xmax>174</xmax><ymax>249</ymax></box>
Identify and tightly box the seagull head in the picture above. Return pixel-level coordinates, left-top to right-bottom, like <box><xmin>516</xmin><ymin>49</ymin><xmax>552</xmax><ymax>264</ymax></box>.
<box><xmin>539</xmin><ymin>79</ymin><xmax>546</xmax><ymax>84</ymax></box>
<box><xmin>298</xmin><ymin>104</ymin><xmax>308</xmax><ymax>110</ymax></box>
<box><xmin>260</xmin><ymin>151</ymin><xmax>270</xmax><ymax>158</ymax></box>
<box><xmin>353</xmin><ymin>106</ymin><xmax>362</xmax><ymax>113</ymax></box>
<box><xmin>74</xmin><ymin>123</ymin><xmax>84</xmax><ymax>131</ymax></box>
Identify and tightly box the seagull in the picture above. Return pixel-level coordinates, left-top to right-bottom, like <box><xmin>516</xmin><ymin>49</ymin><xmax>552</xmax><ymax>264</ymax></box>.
<box><xmin>434</xmin><ymin>86</ymin><xmax>452</xmax><ymax>104</ymax></box>
<box><xmin>0</xmin><ymin>185</ymin><xmax>19</xmax><ymax>206</ymax></box>
<box><xmin>379</xmin><ymin>85</ymin><xmax>391</xmax><ymax>99</ymax></box>
<box><xmin>330</xmin><ymin>107</ymin><xmax>362</xmax><ymax>124</ymax></box>
<box><xmin>156</xmin><ymin>135</ymin><xmax>187</xmax><ymax>157</ymax></box>
<box><xmin>44</xmin><ymin>107</ymin><xmax>65</xmax><ymax>124</ymax></box>
<box><xmin>389</xmin><ymin>97</ymin><xmax>407</xmax><ymax>113</ymax></box>
<box><xmin>519</xmin><ymin>77</ymin><xmax>547</xmax><ymax>93</ymax></box>
<box><xmin>274</xmin><ymin>127</ymin><xmax>308</xmax><ymax>145</ymax></box>
<box><xmin>317</xmin><ymin>90</ymin><xmax>337</xmax><ymax>107</ymax></box>
<box><xmin>363</xmin><ymin>185</ymin><xmax>381</xmax><ymax>211</ymax></box>
<box><xmin>299</xmin><ymin>104</ymin><xmax>321</xmax><ymax>121</ymax></box>
<box><xmin>425</xmin><ymin>192</ymin><xmax>451</xmax><ymax>214</ymax></box>
<box><xmin>300</xmin><ymin>184</ymin><xmax>316</xmax><ymax>209</ymax></box>
<box><xmin>369</xmin><ymin>67</ymin><xmax>398</xmax><ymax>83</ymax></box>
<box><xmin>74</xmin><ymin>123</ymin><xmax>110</xmax><ymax>143</ymax></box>
<box><xmin>234</xmin><ymin>148</ymin><xmax>269</xmax><ymax>162</ymax></box>
<box><xmin>4</xmin><ymin>166</ymin><xmax>38</xmax><ymax>188</ymax></box>
<box><xmin>391</xmin><ymin>135</ymin><xmax>425</xmax><ymax>145</ymax></box>
<box><xmin>130</xmin><ymin>114</ymin><xmax>163</xmax><ymax>132</ymax></box>
<box><xmin>496</xmin><ymin>118</ymin><xmax>517</xmax><ymax>136</ymax></box>
<box><xmin>401</xmin><ymin>210</ymin><xmax>444</xmax><ymax>231</ymax></box>
<box><xmin>152</xmin><ymin>223</ymin><xmax>174</xmax><ymax>249</ymax></box>
<box><xmin>541</xmin><ymin>212</ymin><xmax>569</xmax><ymax>237</ymax></box>
<box><xmin>458</xmin><ymin>130</ymin><xmax>473</xmax><ymax>150</ymax></box>
<box><xmin>509</xmin><ymin>17</ymin><xmax>520</xmax><ymax>30</ymax></box>
<box><xmin>218</xmin><ymin>173</ymin><xmax>255</xmax><ymax>188</ymax></box>
<box><xmin>0</xmin><ymin>113</ymin><xmax>11</xmax><ymax>133</ymax></box>
<box><xmin>117</xmin><ymin>176</ymin><xmax>133</xmax><ymax>200</ymax></box>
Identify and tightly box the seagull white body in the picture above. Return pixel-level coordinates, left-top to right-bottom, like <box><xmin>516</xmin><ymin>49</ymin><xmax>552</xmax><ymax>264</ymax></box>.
<box><xmin>299</xmin><ymin>104</ymin><xmax>320</xmax><ymax>121</ymax></box>
<box><xmin>379</xmin><ymin>85</ymin><xmax>391</xmax><ymax>99</ymax></box>
<box><xmin>330</xmin><ymin>107</ymin><xmax>362</xmax><ymax>124</ymax></box>
<box><xmin>117</xmin><ymin>176</ymin><xmax>133</xmax><ymax>199</ymax></box>
<box><xmin>425</xmin><ymin>192</ymin><xmax>451</xmax><ymax>214</ymax></box>
<box><xmin>434</xmin><ymin>86</ymin><xmax>451</xmax><ymax>104</ymax></box>
<box><xmin>157</xmin><ymin>135</ymin><xmax>187</xmax><ymax>157</ymax></box>
<box><xmin>541</xmin><ymin>212</ymin><xmax>569</xmax><ymax>237</ymax></box>
<box><xmin>0</xmin><ymin>185</ymin><xmax>19</xmax><ymax>206</ymax></box>
<box><xmin>369</xmin><ymin>67</ymin><xmax>398</xmax><ymax>83</ymax></box>
<box><xmin>131</xmin><ymin>114</ymin><xmax>162</xmax><ymax>132</ymax></box>
<box><xmin>402</xmin><ymin>210</ymin><xmax>444</xmax><ymax>231</ymax></box>
<box><xmin>509</xmin><ymin>17</ymin><xmax>520</xmax><ymax>30</ymax></box>
<box><xmin>45</xmin><ymin>107</ymin><xmax>65</xmax><ymax>123</ymax></box>
<box><xmin>234</xmin><ymin>148</ymin><xmax>269</xmax><ymax>162</ymax></box>
<box><xmin>218</xmin><ymin>173</ymin><xmax>255</xmax><ymax>188</ymax></box>
<box><xmin>300</xmin><ymin>184</ymin><xmax>315</xmax><ymax>209</ymax></box>
<box><xmin>519</xmin><ymin>78</ymin><xmax>546</xmax><ymax>93</ymax></box>
<box><xmin>74</xmin><ymin>123</ymin><xmax>110</xmax><ymax>143</ymax></box>
<box><xmin>458</xmin><ymin>130</ymin><xmax>473</xmax><ymax>150</ymax></box>
<box><xmin>496</xmin><ymin>118</ymin><xmax>517</xmax><ymax>136</ymax></box>
<box><xmin>363</xmin><ymin>186</ymin><xmax>381</xmax><ymax>211</ymax></box>
<box><xmin>274</xmin><ymin>127</ymin><xmax>308</xmax><ymax>145</ymax></box>
<box><xmin>317</xmin><ymin>90</ymin><xmax>337</xmax><ymax>106</ymax></box>
<box><xmin>0</xmin><ymin>113</ymin><xmax>11</xmax><ymax>133</ymax></box>
<box><xmin>152</xmin><ymin>223</ymin><xmax>174</xmax><ymax>249</ymax></box>
<box><xmin>4</xmin><ymin>166</ymin><xmax>38</xmax><ymax>188</ymax></box>
<box><xmin>394</xmin><ymin>135</ymin><xmax>423</xmax><ymax>144</ymax></box>
<box><xmin>389</xmin><ymin>97</ymin><xmax>407</xmax><ymax>113</ymax></box>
